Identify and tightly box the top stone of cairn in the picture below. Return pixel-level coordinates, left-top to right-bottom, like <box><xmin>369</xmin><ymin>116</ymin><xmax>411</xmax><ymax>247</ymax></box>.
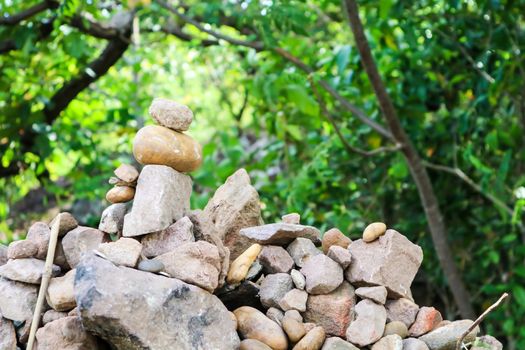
<box><xmin>149</xmin><ymin>98</ymin><xmax>193</xmax><ymax>131</ymax></box>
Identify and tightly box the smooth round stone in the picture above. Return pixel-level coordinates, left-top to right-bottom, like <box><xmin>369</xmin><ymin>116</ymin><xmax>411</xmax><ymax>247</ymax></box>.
<box><xmin>363</xmin><ymin>222</ymin><xmax>387</xmax><ymax>242</ymax></box>
<box><xmin>149</xmin><ymin>98</ymin><xmax>193</xmax><ymax>132</ymax></box>
<box><xmin>114</xmin><ymin>164</ymin><xmax>139</xmax><ymax>183</ymax></box>
<box><xmin>106</xmin><ymin>186</ymin><xmax>135</xmax><ymax>203</ymax></box>
<box><xmin>240</xmin><ymin>339</ymin><xmax>273</xmax><ymax>350</ymax></box>
<box><xmin>137</xmin><ymin>259</ymin><xmax>164</xmax><ymax>273</ymax></box>
<box><xmin>384</xmin><ymin>321</ymin><xmax>408</xmax><ymax>338</ymax></box>
<box><xmin>234</xmin><ymin>306</ymin><xmax>288</xmax><ymax>350</ymax></box>
<box><xmin>282</xmin><ymin>315</ymin><xmax>306</xmax><ymax>343</ymax></box>
<box><xmin>292</xmin><ymin>326</ymin><xmax>325</xmax><ymax>350</ymax></box>
<box><xmin>133</xmin><ymin>125</ymin><xmax>202</xmax><ymax>172</ymax></box>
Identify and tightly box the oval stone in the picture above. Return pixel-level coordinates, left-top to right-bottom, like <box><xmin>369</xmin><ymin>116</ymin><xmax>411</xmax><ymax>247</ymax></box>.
<box><xmin>106</xmin><ymin>186</ymin><xmax>135</xmax><ymax>203</ymax></box>
<box><xmin>234</xmin><ymin>306</ymin><xmax>288</xmax><ymax>350</ymax></box>
<box><xmin>133</xmin><ymin>125</ymin><xmax>202</xmax><ymax>172</ymax></box>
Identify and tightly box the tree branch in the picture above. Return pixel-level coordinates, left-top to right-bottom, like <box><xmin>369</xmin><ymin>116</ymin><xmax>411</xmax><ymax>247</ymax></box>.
<box><xmin>0</xmin><ymin>0</ymin><xmax>57</xmax><ymax>25</ymax></box>
<box><xmin>69</xmin><ymin>14</ymin><xmax>121</xmax><ymax>40</ymax></box>
<box><xmin>342</xmin><ymin>0</ymin><xmax>475</xmax><ymax>319</ymax></box>
<box><xmin>0</xmin><ymin>17</ymin><xmax>55</xmax><ymax>55</ymax></box>
<box><xmin>159</xmin><ymin>25</ymin><xmax>219</xmax><ymax>47</ymax></box>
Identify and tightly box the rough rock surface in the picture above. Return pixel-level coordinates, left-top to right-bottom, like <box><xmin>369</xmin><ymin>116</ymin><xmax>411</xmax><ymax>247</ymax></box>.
<box><xmin>321</xmin><ymin>228</ymin><xmax>351</xmax><ymax>254</ymax></box>
<box><xmin>7</xmin><ymin>240</ymin><xmax>38</xmax><ymax>260</ymax></box>
<box><xmin>346</xmin><ymin>230</ymin><xmax>423</xmax><ymax>298</ymax></box>
<box><xmin>62</xmin><ymin>226</ymin><xmax>107</xmax><ymax>268</ymax></box>
<box><xmin>322</xmin><ymin>337</ymin><xmax>359</xmax><ymax>350</ymax></box>
<box><xmin>0</xmin><ymin>315</ymin><xmax>17</xmax><ymax>350</ymax></box>
<box><xmin>133</xmin><ymin>125</ymin><xmax>202</xmax><ymax>172</ymax></box>
<box><xmin>123</xmin><ymin>165</ymin><xmax>192</xmax><ymax>237</ymax></box>
<box><xmin>326</xmin><ymin>245</ymin><xmax>352</xmax><ymax>269</ymax></box>
<box><xmin>114</xmin><ymin>163</ymin><xmax>139</xmax><ymax>183</ymax></box>
<box><xmin>303</xmin><ymin>281</ymin><xmax>355</xmax><ymax>337</ymax></box>
<box><xmin>287</xmin><ymin>237</ymin><xmax>322</xmax><ymax>267</ymax></box>
<box><xmin>301</xmin><ymin>254</ymin><xmax>343</xmax><ymax>294</ymax></box>
<box><xmin>384</xmin><ymin>321</ymin><xmax>408</xmax><ymax>338</ymax></box>
<box><xmin>259</xmin><ymin>245</ymin><xmax>294</xmax><ymax>274</ymax></box>
<box><xmin>282</xmin><ymin>213</ymin><xmax>300</xmax><ymax>224</ymax></box>
<box><xmin>409</xmin><ymin>307</ymin><xmax>442</xmax><ymax>337</ymax></box>
<box><xmin>385</xmin><ymin>298</ymin><xmax>420</xmax><ymax>328</ymax></box>
<box><xmin>97</xmin><ymin>237</ymin><xmax>142</xmax><ymax>267</ymax></box>
<box><xmin>419</xmin><ymin>320</ymin><xmax>479</xmax><ymax>350</ymax></box>
<box><xmin>149</xmin><ymin>98</ymin><xmax>193</xmax><ymax>131</ymax></box>
<box><xmin>0</xmin><ymin>277</ymin><xmax>38</xmax><ymax>321</ymax></box>
<box><xmin>471</xmin><ymin>335</ymin><xmax>503</xmax><ymax>350</ymax></box>
<box><xmin>241</xmin><ymin>223</ymin><xmax>321</xmax><ymax>246</ymax></box>
<box><xmin>98</xmin><ymin>203</ymin><xmax>127</xmax><ymax>234</ymax></box>
<box><xmin>155</xmin><ymin>241</ymin><xmax>221</xmax><ymax>292</ymax></box>
<box><xmin>345</xmin><ymin>299</ymin><xmax>386</xmax><ymax>347</ymax></box>
<box><xmin>75</xmin><ymin>255</ymin><xmax>240</xmax><ymax>350</ymax></box>
<box><xmin>291</xmin><ymin>269</ymin><xmax>306</xmax><ymax>290</ymax></box>
<box><xmin>234</xmin><ymin>306</ymin><xmax>288</xmax><ymax>350</ymax></box>
<box><xmin>259</xmin><ymin>273</ymin><xmax>294</xmax><ymax>309</ymax></box>
<box><xmin>227</xmin><ymin>243</ymin><xmax>261</xmax><ymax>284</ymax></box>
<box><xmin>35</xmin><ymin>316</ymin><xmax>101</xmax><ymax>350</ymax></box>
<box><xmin>49</xmin><ymin>212</ymin><xmax>79</xmax><ymax>237</ymax></box>
<box><xmin>355</xmin><ymin>286</ymin><xmax>387</xmax><ymax>305</ymax></box>
<box><xmin>26</xmin><ymin>221</ymin><xmax>51</xmax><ymax>259</ymax></box>
<box><xmin>46</xmin><ymin>269</ymin><xmax>77</xmax><ymax>312</ymax></box>
<box><xmin>371</xmin><ymin>334</ymin><xmax>403</xmax><ymax>350</ymax></box>
<box><xmin>0</xmin><ymin>258</ymin><xmax>60</xmax><ymax>284</ymax></box>
<box><xmin>403</xmin><ymin>338</ymin><xmax>430</xmax><ymax>350</ymax></box>
<box><xmin>201</xmin><ymin>169</ymin><xmax>263</xmax><ymax>260</ymax></box>
<box><xmin>141</xmin><ymin>216</ymin><xmax>194</xmax><ymax>257</ymax></box>
<box><xmin>279</xmin><ymin>288</ymin><xmax>308</xmax><ymax>312</ymax></box>
<box><xmin>42</xmin><ymin>310</ymin><xmax>68</xmax><ymax>325</ymax></box>
<box><xmin>0</xmin><ymin>245</ymin><xmax>7</xmax><ymax>266</ymax></box>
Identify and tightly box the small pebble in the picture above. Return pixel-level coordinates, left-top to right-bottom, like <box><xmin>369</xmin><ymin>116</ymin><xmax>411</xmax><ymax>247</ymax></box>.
<box><xmin>363</xmin><ymin>222</ymin><xmax>387</xmax><ymax>242</ymax></box>
<box><xmin>138</xmin><ymin>259</ymin><xmax>164</xmax><ymax>273</ymax></box>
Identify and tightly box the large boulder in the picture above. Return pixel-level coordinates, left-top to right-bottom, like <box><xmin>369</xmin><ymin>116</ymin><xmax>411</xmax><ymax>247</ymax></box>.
<box><xmin>201</xmin><ymin>169</ymin><xmax>263</xmax><ymax>260</ymax></box>
<box><xmin>75</xmin><ymin>254</ymin><xmax>239</xmax><ymax>350</ymax></box>
<box><xmin>123</xmin><ymin>165</ymin><xmax>192</xmax><ymax>237</ymax></box>
<box><xmin>345</xmin><ymin>229</ymin><xmax>423</xmax><ymax>298</ymax></box>
<box><xmin>0</xmin><ymin>277</ymin><xmax>38</xmax><ymax>321</ymax></box>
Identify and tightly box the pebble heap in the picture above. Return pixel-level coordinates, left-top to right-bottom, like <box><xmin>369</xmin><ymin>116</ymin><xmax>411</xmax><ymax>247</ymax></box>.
<box><xmin>0</xmin><ymin>99</ymin><xmax>503</xmax><ymax>350</ymax></box>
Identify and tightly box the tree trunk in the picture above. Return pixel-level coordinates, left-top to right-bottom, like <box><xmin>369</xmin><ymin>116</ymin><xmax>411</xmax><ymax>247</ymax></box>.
<box><xmin>342</xmin><ymin>0</ymin><xmax>475</xmax><ymax>319</ymax></box>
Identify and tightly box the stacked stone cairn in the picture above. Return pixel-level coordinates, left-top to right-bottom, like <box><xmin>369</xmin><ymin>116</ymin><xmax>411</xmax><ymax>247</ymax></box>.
<box><xmin>0</xmin><ymin>98</ymin><xmax>503</xmax><ymax>350</ymax></box>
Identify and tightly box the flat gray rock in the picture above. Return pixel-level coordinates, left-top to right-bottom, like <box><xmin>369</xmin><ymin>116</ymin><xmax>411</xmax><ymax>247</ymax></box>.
<box><xmin>123</xmin><ymin>165</ymin><xmax>192</xmax><ymax>237</ymax></box>
<box><xmin>419</xmin><ymin>320</ymin><xmax>479</xmax><ymax>350</ymax></box>
<box><xmin>286</xmin><ymin>237</ymin><xmax>321</xmax><ymax>267</ymax></box>
<box><xmin>75</xmin><ymin>254</ymin><xmax>240</xmax><ymax>350</ymax></box>
<box><xmin>345</xmin><ymin>299</ymin><xmax>386</xmax><ymax>347</ymax></box>
<box><xmin>240</xmin><ymin>223</ymin><xmax>321</xmax><ymax>246</ymax></box>
<box><xmin>0</xmin><ymin>277</ymin><xmax>38</xmax><ymax>321</ymax></box>
<box><xmin>301</xmin><ymin>254</ymin><xmax>343</xmax><ymax>295</ymax></box>
<box><xmin>0</xmin><ymin>258</ymin><xmax>60</xmax><ymax>284</ymax></box>
<box><xmin>259</xmin><ymin>273</ymin><xmax>293</xmax><ymax>309</ymax></box>
<box><xmin>98</xmin><ymin>203</ymin><xmax>128</xmax><ymax>234</ymax></box>
<box><xmin>141</xmin><ymin>216</ymin><xmax>194</xmax><ymax>258</ymax></box>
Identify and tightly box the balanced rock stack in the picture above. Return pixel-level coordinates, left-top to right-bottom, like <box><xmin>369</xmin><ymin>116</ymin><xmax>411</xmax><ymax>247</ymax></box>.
<box><xmin>0</xmin><ymin>99</ymin><xmax>503</xmax><ymax>350</ymax></box>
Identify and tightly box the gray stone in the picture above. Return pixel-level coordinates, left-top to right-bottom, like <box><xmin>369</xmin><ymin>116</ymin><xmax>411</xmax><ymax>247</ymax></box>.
<box><xmin>35</xmin><ymin>316</ymin><xmax>101</xmax><ymax>350</ymax></box>
<box><xmin>149</xmin><ymin>98</ymin><xmax>193</xmax><ymax>131</ymax></box>
<box><xmin>201</xmin><ymin>169</ymin><xmax>263</xmax><ymax>260</ymax></box>
<box><xmin>282</xmin><ymin>213</ymin><xmax>300</xmax><ymax>224</ymax></box>
<box><xmin>0</xmin><ymin>277</ymin><xmax>38</xmax><ymax>321</ymax></box>
<box><xmin>371</xmin><ymin>335</ymin><xmax>403</xmax><ymax>350</ymax></box>
<box><xmin>138</xmin><ymin>259</ymin><xmax>164</xmax><ymax>273</ymax></box>
<box><xmin>123</xmin><ymin>165</ymin><xmax>192</xmax><ymax>237</ymax></box>
<box><xmin>287</xmin><ymin>237</ymin><xmax>321</xmax><ymax>267</ymax></box>
<box><xmin>291</xmin><ymin>269</ymin><xmax>306</xmax><ymax>290</ymax></box>
<box><xmin>327</xmin><ymin>245</ymin><xmax>352</xmax><ymax>269</ymax></box>
<box><xmin>246</xmin><ymin>260</ymin><xmax>264</xmax><ymax>281</ymax></box>
<box><xmin>0</xmin><ymin>245</ymin><xmax>7</xmax><ymax>266</ymax></box>
<box><xmin>75</xmin><ymin>254</ymin><xmax>240</xmax><ymax>350</ymax></box>
<box><xmin>154</xmin><ymin>241</ymin><xmax>221</xmax><ymax>292</ymax></box>
<box><xmin>419</xmin><ymin>320</ymin><xmax>479</xmax><ymax>350</ymax></box>
<box><xmin>304</xmin><ymin>281</ymin><xmax>356</xmax><ymax>337</ymax></box>
<box><xmin>346</xmin><ymin>230</ymin><xmax>423</xmax><ymax>299</ymax></box>
<box><xmin>46</xmin><ymin>269</ymin><xmax>76</xmax><ymax>312</ymax></box>
<box><xmin>97</xmin><ymin>237</ymin><xmax>142</xmax><ymax>267</ymax></box>
<box><xmin>0</xmin><ymin>258</ymin><xmax>60</xmax><ymax>284</ymax></box>
<box><xmin>403</xmin><ymin>338</ymin><xmax>430</xmax><ymax>350</ymax></box>
<box><xmin>7</xmin><ymin>240</ymin><xmax>38</xmax><ymax>260</ymax></box>
<box><xmin>241</xmin><ymin>223</ymin><xmax>321</xmax><ymax>246</ymax></box>
<box><xmin>114</xmin><ymin>163</ymin><xmax>139</xmax><ymax>183</ymax></box>
<box><xmin>49</xmin><ymin>212</ymin><xmax>78</xmax><ymax>237</ymax></box>
<box><xmin>322</xmin><ymin>337</ymin><xmax>359</xmax><ymax>350</ymax></box>
<box><xmin>26</xmin><ymin>221</ymin><xmax>51</xmax><ymax>259</ymax></box>
<box><xmin>266</xmin><ymin>307</ymin><xmax>284</xmax><ymax>326</ymax></box>
<box><xmin>385</xmin><ymin>298</ymin><xmax>419</xmax><ymax>328</ymax></box>
<box><xmin>259</xmin><ymin>273</ymin><xmax>294</xmax><ymax>309</ymax></box>
<box><xmin>355</xmin><ymin>286</ymin><xmax>388</xmax><ymax>305</ymax></box>
<box><xmin>259</xmin><ymin>245</ymin><xmax>294</xmax><ymax>273</ymax></box>
<box><xmin>42</xmin><ymin>310</ymin><xmax>68</xmax><ymax>325</ymax></box>
<box><xmin>98</xmin><ymin>203</ymin><xmax>127</xmax><ymax>234</ymax></box>
<box><xmin>301</xmin><ymin>254</ymin><xmax>343</xmax><ymax>294</ymax></box>
<box><xmin>141</xmin><ymin>216</ymin><xmax>194</xmax><ymax>258</ymax></box>
<box><xmin>62</xmin><ymin>226</ymin><xmax>107</xmax><ymax>268</ymax></box>
<box><xmin>0</xmin><ymin>315</ymin><xmax>16</xmax><ymax>350</ymax></box>
<box><xmin>279</xmin><ymin>288</ymin><xmax>308</xmax><ymax>312</ymax></box>
<box><xmin>471</xmin><ymin>335</ymin><xmax>503</xmax><ymax>350</ymax></box>
<box><xmin>345</xmin><ymin>299</ymin><xmax>386</xmax><ymax>347</ymax></box>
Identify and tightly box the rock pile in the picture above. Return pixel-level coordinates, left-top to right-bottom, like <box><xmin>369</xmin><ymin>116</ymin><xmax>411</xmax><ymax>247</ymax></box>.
<box><xmin>0</xmin><ymin>99</ymin><xmax>503</xmax><ymax>350</ymax></box>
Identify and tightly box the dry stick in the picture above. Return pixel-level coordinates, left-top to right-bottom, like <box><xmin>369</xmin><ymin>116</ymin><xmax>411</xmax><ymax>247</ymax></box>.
<box><xmin>455</xmin><ymin>292</ymin><xmax>509</xmax><ymax>350</ymax></box>
<box><xmin>26</xmin><ymin>215</ymin><xmax>61</xmax><ymax>350</ymax></box>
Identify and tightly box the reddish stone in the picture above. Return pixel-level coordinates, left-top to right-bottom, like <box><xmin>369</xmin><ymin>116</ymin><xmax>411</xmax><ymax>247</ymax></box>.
<box><xmin>409</xmin><ymin>306</ymin><xmax>443</xmax><ymax>337</ymax></box>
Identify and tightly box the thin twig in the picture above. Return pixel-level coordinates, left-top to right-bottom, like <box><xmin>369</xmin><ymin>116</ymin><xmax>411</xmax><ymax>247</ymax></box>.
<box><xmin>455</xmin><ymin>292</ymin><xmax>509</xmax><ymax>350</ymax></box>
<box><xmin>26</xmin><ymin>215</ymin><xmax>61</xmax><ymax>350</ymax></box>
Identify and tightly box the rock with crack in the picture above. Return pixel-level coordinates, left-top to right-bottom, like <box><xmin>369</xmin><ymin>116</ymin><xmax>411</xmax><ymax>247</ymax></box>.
<box><xmin>200</xmin><ymin>169</ymin><xmax>264</xmax><ymax>260</ymax></box>
<box><xmin>75</xmin><ymin>254</ymin><xmax>240</xmax><ymax>350</ymax></box>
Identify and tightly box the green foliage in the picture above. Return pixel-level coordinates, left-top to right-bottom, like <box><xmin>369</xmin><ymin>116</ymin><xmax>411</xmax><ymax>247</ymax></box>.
<box><xmin>1</xmin><ymin>0</ymin><xmax>524</xmax><ymax>345</ymax></box>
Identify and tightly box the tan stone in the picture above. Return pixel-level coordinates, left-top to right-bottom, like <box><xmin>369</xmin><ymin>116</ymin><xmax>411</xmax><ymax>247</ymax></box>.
<box><xmin>282</xmin><ymin>315</ymin><xmax>306</xmax><ymax>343</ymax></box>
<box><xmin>282</xmin><ymin>213</ymin><xmax>301</xmax><ymax>224</ymax></box>
<box><xmin>293</xmin><ymin>326</ymin><xmax>326</xmax><ymax>350</ymax></box>
<box><xmin>26</xmin><ymin>221</ymin><xmax>51</xmax><ymax>259</ymax></box>
<box><xmin>141</xmin><ymin>216</ymin><xmax>194</xmax><ymax>258</ymax></box>
<box><xmin>133</xmin><ymin>125</ymin><xmax>202</xmax><ymax>172</ymax></box>
<box><xmin>114</xmin><ymin>163</ymin><xmax>139</xmax><ymax>183</ymax></box>
<box><xmin>371</xmin><ymin>334</ymin><xmax>403</xmax><ymax>350</ymax></box>
<box><xmin>62</xmin><ymin>226</ymin><xmax>107</xmax><ymax>268</ymax></box>
<box><xmin>97</xmin><ymin>237</ymin><xmax>142</xmax><ymax>267</ymax></box>
<box><xmin>322</xmin><ymin>228</ymin><xmax>351</xmax><ymax>253</ymax></box>
<box><xmin>35</xmin><ymin>316</ymin><xmax>100</xmax><ymax>349</ymax></box>
<box><xmin>49</xmin><ymin>212</ymin><xmax>78</xmax><ymax>237</ymax></box>
<box><xmin>46</xmin><ymin>269</ymin><xmax>76</xmax><ymax>312</ymax></box>
<box><xmin>7</xmin><ymin>240</ymin><xmax>38</xmax><ymax>260</ymax></box>
<box><xmin>106</xmin><ymin>185</ymin><xmax>135</xmax><ymax>203</ymax></box>
<box><xmin>384</xmin><ymin>321</ymin><xmax>408</xmax><ymax>338</ymax></box>
<box><xmin>234</xmin><ymin>306</ymin><xmax>288</xmax><ymax>350</ymax></box>
<box><xmin>240</xmin><ymin>339</ymin><xmax>273</xmax><ymax>350</ymax></box>
<box><xmin>227</xmin><ymin>243</ymin><xmax>262</xmax><ymax>284</ymax></box>
<box><xmin>363</xmin><ymin>222</ymin><xmax>387</xmax><ymax>242</ymax></box>
<box><xmin>149</xmin><ymin>98</ymin><xmax>193</xmax><ymax>131</ymax></box>
<box><xmin>42</xmin><ymin>310</ymin><xmax>68</xmax><ymax>325</ymax></box>
<box><xmin>0</xmin><ymin>277</ymin><xmax>38</xmax><ymax>321</ymax></box>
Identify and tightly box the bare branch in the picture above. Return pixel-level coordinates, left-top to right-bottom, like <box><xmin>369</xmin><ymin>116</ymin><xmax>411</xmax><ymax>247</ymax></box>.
<box><xmin>69</xmin><ymin>14</ymin><xmax>120</xmax><ymax>40</ymax></box>
<box><xmin>455</xmin><ymin>293</ymin><xmax>509</xmax><ymax>350</ymax></box>
<box><xmin>159</xmin><ymin>25</ymin><xmax>219</xmax><ymax>47</ymax></box>
<box><xmin>0</xmin><ymin>0</ymin><xmax>57</xmax><ymax>26</ymax></box>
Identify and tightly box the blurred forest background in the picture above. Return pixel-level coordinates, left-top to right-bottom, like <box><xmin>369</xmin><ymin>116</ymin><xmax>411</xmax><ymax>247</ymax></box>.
<box><xmin>0</xmin><ymin>0</ymin><xmax>524</xmax><ymax>346</ymax></box>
